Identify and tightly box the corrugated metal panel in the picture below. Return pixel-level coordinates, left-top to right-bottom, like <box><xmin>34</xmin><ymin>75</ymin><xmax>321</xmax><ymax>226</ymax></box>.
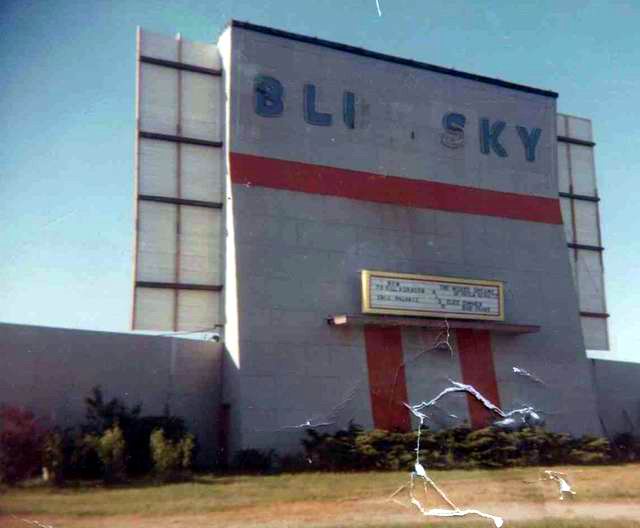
<box><xmin>181</xmin><ymin>71</ymin><xmax>222</xmax><ymax>141</ymax></box>
<box><xmin>556</xmin><ymin>114</ymin><xmax>567</xmax><ymax>137</ymax></box>
<box><xmin>576</xmin><ymin>249</ymin><xmax>606</xmax><ymax>314</ymax></box>
<box><xmin>567</xmin><ymin>115</ymin><xmax>593</xmax><ymax>142</ymax></box>
<box><xmin>181</xmin><ymin>144</ymin><xmax>223</xmax><ymax>202</ymax></box>
<box><xmin>557</xmin><ymin>113</ymin><xmax>608</xmax><ymax>351</ymax></box>
<box><xmin>581</xmin><ymin>316</ymin><xmax>609</xmax><ymax>351</ymax></box>
<box><xmin>137</xmin><ymin>201</ymin><xmax>177</xmax><ymax>282</ymax></box>
<box><xmin>139</xmin><ymin>63</ymin><xmax>178</xmax><ymax>136</ymax></box>
<box><xmin>179</xmin><ymin>206</ymin><xmax>224</xmax><ymax>284</ymax></box>
<box><xmin>181</xmin><ymin>39</ymin><xmax>222</xmax><ymax>69</ymax></box>
<box><xmin>177</xmin><ymin>290</ymin><xmax>223</xmax><ymax>331</ymax></box>
<box><xmin>134</xmin><ymin>287</ymin><xmax>175</xmax><ymax>330</ymax></box>
<box><xmin>133</xmin><ymin>28</ymin><xmax>225</xmax><ymax>332</ymax></box>
<box><xmin>573</xmin><ymin>200</ymin><xmax>600</xmax><ymax>246</ymax></box>
<box><xmin>139</xmin><ymin>138</ymin><xmax>178</xmax><ymax>197</ymax></box>
<box><xmin>570</xmin><ymin>144</ymin><xmax>597</xmax><ymax>196</ymax></box>
<box><xmin>139</xmin><ymin>139</ymin><xmax>223</xmax><ymax>202</ymax></box>
<box><xmin>567</xmin><ymin>250</ymin><xmax>577</xmax><ymax>288</ymax></box>
<box><xmin>557</xmin><ymin>143</ymin><xmax>570</xmax><ymax>193</ymax></box>
<box><xmin>140</xmin><ymin>29</ymin><xmax>179</xmax><ymax>61</ymax></box>
<box><xmin>560</xmin><ymin>197</ymin><xmax>574</xmax><ymax>242</ymax></box>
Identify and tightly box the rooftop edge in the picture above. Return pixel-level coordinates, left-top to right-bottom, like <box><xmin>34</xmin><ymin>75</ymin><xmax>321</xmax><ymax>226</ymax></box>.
<box><xmin>229</xmin><ymin>20</ymin><xmax>559</xmax><ymax>99</ymax></box>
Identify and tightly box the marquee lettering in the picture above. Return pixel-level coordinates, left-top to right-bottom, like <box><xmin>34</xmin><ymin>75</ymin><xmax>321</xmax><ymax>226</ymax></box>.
<box><xmin>253</xmin><ymin>75</ymin><xmax>542</xmax><ymax>162</ymax></box>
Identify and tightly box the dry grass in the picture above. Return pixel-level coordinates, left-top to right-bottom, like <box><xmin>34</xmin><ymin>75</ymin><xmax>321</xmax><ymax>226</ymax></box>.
<box><xmin>1</xmin><ymin>464</ymin><xmax>639</xmax><ymax>527</ymax></box>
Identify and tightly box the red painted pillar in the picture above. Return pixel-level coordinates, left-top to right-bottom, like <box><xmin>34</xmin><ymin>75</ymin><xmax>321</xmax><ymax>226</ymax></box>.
<box><xmin>364</xmin><ymin>325</ymin><xmax>411</xmax><ymax>431</ymax></box>
<box><xmin>456</xmin><ymin>329</ymin><xmax>501</xmax><ymax>428</ymax></box>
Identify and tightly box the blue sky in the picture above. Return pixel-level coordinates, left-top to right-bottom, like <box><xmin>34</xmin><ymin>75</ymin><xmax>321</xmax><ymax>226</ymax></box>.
<box><xmin>1</xmin><ymin>0</ymin><xmax>638</xmax><ymax>362</ymax></box>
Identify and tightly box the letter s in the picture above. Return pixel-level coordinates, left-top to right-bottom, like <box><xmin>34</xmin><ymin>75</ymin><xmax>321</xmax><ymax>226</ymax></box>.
<box><xmin>441</xmin><ymin>112</ymin><xmax>466</xmax><ymax>149</ymax></box>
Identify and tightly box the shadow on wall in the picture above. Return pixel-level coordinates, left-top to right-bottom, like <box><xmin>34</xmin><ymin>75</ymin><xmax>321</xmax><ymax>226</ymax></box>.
<box><xmin>0</xmin><ymin>322</ymin><xmax>223</xmax><ymax>467</ymax></box>
<box><xmin>592</xmin><ymin>358</ymin><xmax>640</xmax><ymax>436</ymax></box>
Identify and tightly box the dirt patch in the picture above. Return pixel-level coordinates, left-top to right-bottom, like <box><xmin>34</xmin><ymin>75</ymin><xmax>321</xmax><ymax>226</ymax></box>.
<box><xmin>3</xmin><ymin>499</ymin><xmax>640</xmax><ymax>528</ymax></box>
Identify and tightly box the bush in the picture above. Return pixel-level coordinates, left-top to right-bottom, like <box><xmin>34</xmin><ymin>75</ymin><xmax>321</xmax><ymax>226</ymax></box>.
<box><xmin>83</xmin><ymin>387</ymin><xmax>188</xmax><ymax>475</ymax></box>
<box><xmin>66</xmin><ymin>430</ymin><xmax>102</xmax><ymax>479</ymax></box>
<box><xmin>0</xmin><ymin>406</ymin><xmax>46</xmax><ymax>484</ymax></box>
<box><xmin>568</xmin><ymin>435</ymin><xmax>611</xmax><ymax>464</ymax></box>
<box><xmin>149</xmin><ymin>429</ymin><xmax>195</xmax><ymax>481</ymax></box>
<box><xmin>354</xmin><ymin>428</ymin><xmax>417</xmax><ymax>470</ymax></box>
<box><xmin>42</xmin><ymin>431</ymin><xmax>65</xmax><ymax>485</ymax></box>
<box><xmin>274</xmin><ymin>452</ymin><xmax>313</xmax><ymax>472</ymax></box>
<box><xmin>302</xmin><ymin>421</ymin><xmax>366</xmax><ymax>471</ymax></box>
<box><xmin>84</xmin><ymin>424</ymin><xmax>127</xmax><ymax>483</ymax></box>
<box><xmin>611</xmin><ymin>432</ymin><xmax>640</xmax><ymax>462</ymax></box>
<box><xmin>0</xmin><ymin>389</ymin><xmax>198</xmax><ymax>484</ymax></box>
<box><xmin>84</xmin><ymin>386</ymin><xmax>142</xmax><ymax>434</ymax></box>
<box><xmin>301</xmin><ymin>423</ymin><xmax>614</xmax><ymax>471</ymax></box>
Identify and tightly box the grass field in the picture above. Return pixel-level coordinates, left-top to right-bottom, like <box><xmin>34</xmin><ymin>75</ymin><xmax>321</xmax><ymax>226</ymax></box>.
<box><xmin>1</xmin><ymin>465</ymin><xmax>639</xmax><ymax>527</ymax></box>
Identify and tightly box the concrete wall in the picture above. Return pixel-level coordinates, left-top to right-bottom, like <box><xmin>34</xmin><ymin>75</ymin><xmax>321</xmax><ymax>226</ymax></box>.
<box><xmin>0</xmin><ymin>322</ymin><xmax>223</xmax><ymax>465</ymax></box>
<box><xmin>592</xmin><ymin>359</ymin><xmax>640</xmax><ymax>436</ymax></box>
<box><xmin>221</xmin><ymin>24</ymin><xmax>603</xmax><ymax>454</ymax></box>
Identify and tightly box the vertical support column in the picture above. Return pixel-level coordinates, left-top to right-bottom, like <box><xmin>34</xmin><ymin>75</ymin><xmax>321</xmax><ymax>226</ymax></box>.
<box><xmin>456</xmin><ymin>329</ymin><xmax>500</xmax><ymax>428</ymax></box>
<box><xmin>131</xmin><ymin>27</ymin><xmax>142</xmax><ymax>331</ymax></box>
<box><xmin>566</xmin><ymin>119</ymin><xmax>579</xmax><ymax>267</ymax></box>
<box><xmin>364</xmin><ymin>325</ymin><xmax>411</xmax><ymax>431</ymax></box>
<box><xmin>172</xmin><ymin>33</ymin><xmax>183</xmax><ymax>332</ymax></box>
<box><xmin>217</xmin><ymin>403</ymin><xmax>230</xmax><ymax>468</ymax></box>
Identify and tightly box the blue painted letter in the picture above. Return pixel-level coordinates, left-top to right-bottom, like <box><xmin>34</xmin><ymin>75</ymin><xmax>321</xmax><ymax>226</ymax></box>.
<box><xmin>343</xmin><ymin>91</ymin><xmax>355</xmax><ymax>129</ymax></box>
<box><xmin>480</xmin><ymin>118</ymin><xmax>508</xmax><ymax>157</ymax></box>
<box><xmin>304</xmin><ymin>84</ymin><xmax>332</xmax><ymax>126</ymax></box>
<box><xmin>441</xmin><ymin>112</ymin><xmax>466</xmax><ymax>148</ymax></box>
<box><xmin>255</xmin><ymin>75</ymin><xmax>283</xmax><ymax>117</ymax></box>
<box><xmin>516</xmin><ymin>126</ymin><xmax>542</xmax><ymax>162</ymax></box>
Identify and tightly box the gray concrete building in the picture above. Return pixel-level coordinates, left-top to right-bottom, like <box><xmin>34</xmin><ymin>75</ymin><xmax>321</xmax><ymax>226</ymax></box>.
<box><xmin>211</xmin><ymin>22</ymin><xmax>609</xmax><ymax>453</ymax></box>
<box><xmin>4</xmin><ymin>22</ymin><xmax>632</xmax><ymax>465</ymax></box>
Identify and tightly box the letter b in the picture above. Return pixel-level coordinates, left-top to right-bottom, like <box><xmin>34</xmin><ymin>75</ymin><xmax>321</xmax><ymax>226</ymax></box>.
<box><xmin>255</xmin><ymin>75</ymin><xmax>283</xmax><ymax>117</ymax></box>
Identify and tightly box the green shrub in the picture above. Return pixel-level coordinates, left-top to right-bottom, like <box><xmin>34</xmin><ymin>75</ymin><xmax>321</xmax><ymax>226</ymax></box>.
<box><xmin>569</xmin><ymin>435</ymin><xmax>611</xmax><ymax>464</ymax></box>
<box><xmin>180</xmin><ymin>433</ymin><xmax>195</xmax><ymax>470</ymax></box>
<box><xmin>42</xmin><ymin>431</ymin><xmax>65</xmax><ymax>485</ymax></box>
<box><xmin>150</xmin><ymin>429</ymin><xmax>195</xmax><ymax>481</ymax></box>
<box><xmin>463</xmin><ymin>427</ymin><xmax>519</xmax><ymax>468</ymax></box>
<box><xmin>274</xmin><ymin>452</ymin><xmax>313</xmax><ymax>472</ymax></box>
<box><xmin>83</xmin><ymin>387</ymin><xmax>187</xmax><ymax>475</ymax></box>
<box><xmin>84</xmin><ymin>424</ymin><xmax>127</xmax><ymax>483</ymax></box>
<box><xmin>67</xmin><ymin>430</ymin><xmax>102</xmax><ymax>479</ymax></box>
<box><xmin>611</xmin><ymin>432</ymin><xmax>640</xmax><ymax>462</ymax></box>
<box><xmin>355</xmin><ymin>428</ymin><xmax>417</xmax><ymax>470</ymax></box>
<box><xmin>303</xmin><ymin>421</ymin><xmax>364</xmax><ymax>471</ymax></box>
<box><xmin>301</xmin><ymin>423</ymin><xmax>614</xmax><ymax>471</ymax></box>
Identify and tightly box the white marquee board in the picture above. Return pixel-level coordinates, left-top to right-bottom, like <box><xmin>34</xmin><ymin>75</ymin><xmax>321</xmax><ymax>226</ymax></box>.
<box><xmin>362</xmin><ymin>270</ymin><xmax>504</xmax><ymax>321</ymax></box>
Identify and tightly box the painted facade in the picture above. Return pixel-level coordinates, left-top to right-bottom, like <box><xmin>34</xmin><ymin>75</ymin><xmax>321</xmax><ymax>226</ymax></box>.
<box><xmin>130</xmin><ymin>22</ymin><xmax>610</xmax><ymax>456</ymax></box>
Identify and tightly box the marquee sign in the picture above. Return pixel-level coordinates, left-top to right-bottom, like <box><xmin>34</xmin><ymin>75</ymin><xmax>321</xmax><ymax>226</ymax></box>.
<box><xmin>362</xmin><ymin>270</ymin><xmax>504</xmax><ymax>321</ymax></box>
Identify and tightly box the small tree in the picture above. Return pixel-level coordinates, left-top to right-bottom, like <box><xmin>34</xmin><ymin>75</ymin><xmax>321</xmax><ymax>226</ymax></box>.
<box><xmin>84</xmin><ymin>386</ymin><xmax>142</xmax><ymax>435</ymax></box>
<box><xmin>150</xmin><ymin>428</ymin><xmax>195</xmax><ymax>481</ymax></box>
<box><xmin>84</xmin><ymin>424</ymin><xmax>127</xmax><ymax>483</ymax></box>
<box><xmin>0</xmin><ymin>406</ymin><xmax>45</xmax><ymax>484</ymax></box>
<box><xmin>42</xmin><ymin>431</ymin><xmax>65</xmax><ymax>485</ymax></box>
<box><xmin>82</xmin><ymin>387</ymin><xmax>187</xmax><ymax>475</ymax></box>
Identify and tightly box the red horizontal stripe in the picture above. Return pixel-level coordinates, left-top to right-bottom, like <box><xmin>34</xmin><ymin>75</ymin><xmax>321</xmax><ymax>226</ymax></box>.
<box><xmin>230</xmin><ymin>152</ymin><xmax>563</xmax><ymax>224</ymax></box>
